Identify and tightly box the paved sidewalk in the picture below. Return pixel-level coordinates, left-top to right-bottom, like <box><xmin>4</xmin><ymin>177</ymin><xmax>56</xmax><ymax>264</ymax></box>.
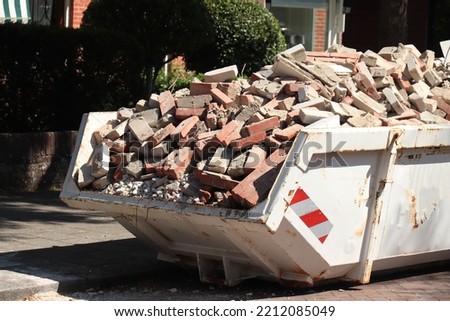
<box><xmin>0</xmin><ymin>191</ymin><xmax>167</xmax><ymax>300</ymax></box>
<box><xmin>0</xmin><ymin>192</ymin><xmax>448</xmax><ymax>301</ymax></box>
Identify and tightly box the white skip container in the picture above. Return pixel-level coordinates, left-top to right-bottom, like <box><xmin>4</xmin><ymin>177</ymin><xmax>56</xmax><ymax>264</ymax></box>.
<box><xmin>60</xmin><ymin>112</ymin><xmax>450</xmax><ymax>287</ymax></box>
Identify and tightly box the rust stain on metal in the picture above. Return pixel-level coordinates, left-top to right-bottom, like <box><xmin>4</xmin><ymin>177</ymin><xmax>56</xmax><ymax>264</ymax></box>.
<box><xmin>355</xmin><ymin>177</ymin><xmax>369</xmax><ymax>207</ymax></box>
<box><xmin>409</xmin><ymin>191</ymin><xmax>419</xmax><ymax>229</ymax></box>
<box><xmin>288</xmin><ymin>189</ymin><xmax>295</xmax><ymax>198</ymax></box>
<box><xmin>285</xmin><ymin>229</ymin><xmax>297</xmax><ymax>238</ymax></box>
<box><xmin>283</xmin><ymin>199</ymin><xmax>290</xmax><ymax>212</ymax></box>
<box><xmin>354</xmin><ymin>222</ymin><xmax>366</xmax><ymax>237</ymax></box>
<box><xmin>202</xmin><ymin>231</ymin><xmax>211</xmax><ymax>239</ymax></box>
<box><xmin>313</xmin><ymin>269</ymin><xmax>327</xmax><ymax>281</ymax></box>
<box><xmin>292</xmin><ymin>266</ymin><xmax>308</xmax><ymax>275</ymax></box>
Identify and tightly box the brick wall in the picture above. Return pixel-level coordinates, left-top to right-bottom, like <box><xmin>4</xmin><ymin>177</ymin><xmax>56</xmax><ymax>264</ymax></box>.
<box><xmin>0</xmin><ymin>132</ymin><xmax>78</xmax><ymax>192</ymax></box>
<box><xmin>72</xmin><ymin>0</ymin><xmax>91</xmax><ymax>28</ymax></box>
<box><xmin>313</xmin><ymin>8</ymin><xmax>327</xmax><ymax>52</ymax></box>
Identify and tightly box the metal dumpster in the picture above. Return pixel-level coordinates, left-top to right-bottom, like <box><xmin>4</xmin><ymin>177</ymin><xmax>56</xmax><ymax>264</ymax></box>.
<box><xmin>60</xmin><ymin>112</ymin><xmax>450</xmax><ymax>287</ymax></box>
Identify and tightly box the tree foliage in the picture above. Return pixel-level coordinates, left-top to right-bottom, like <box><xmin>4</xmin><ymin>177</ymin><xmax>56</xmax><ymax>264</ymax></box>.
<box><xmin>186</xmin><ymin>0</ymin><xmax>286</xmax><ymax>75</ymax></box>
<box><xmin>0</xmin><ymin>24</ymin><xmax>144</xmax><ymax>132</ymax></box>
<box><xmin>81</xmin><ymin>0</ymin><xmax>215</xmax><ymax>95</ymax></box>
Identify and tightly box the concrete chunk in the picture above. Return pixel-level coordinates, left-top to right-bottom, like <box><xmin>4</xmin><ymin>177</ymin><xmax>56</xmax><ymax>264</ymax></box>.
<box><xmin>298</xmin><ymin>107</ymin><xmax>336</xmax><ymax>125</ymax></box>
<box><xmin>204</xmin><ymin>65</ymin><xmax>238</xmax><ymax>82</ymax></box>
<box><xmin>128</xmin><ymin>117</ymin><xmax>154</xmax><ymax>142</ymax></box>
<box><xmin>280</xmin><ymin>43</ymin><xmax>307</xmax><ymax>63</ymax></box>
<box><xmin>351</xmin><ymin>91</ymin><xmax>386</xmax><ymax>115</ymax></box>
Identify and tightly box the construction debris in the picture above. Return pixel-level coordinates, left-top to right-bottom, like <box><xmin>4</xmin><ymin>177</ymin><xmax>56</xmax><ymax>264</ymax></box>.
<box><xmin>76</xmin><ymin>43</ymin><xmax>450</xmax><ymax>209</ymax></box>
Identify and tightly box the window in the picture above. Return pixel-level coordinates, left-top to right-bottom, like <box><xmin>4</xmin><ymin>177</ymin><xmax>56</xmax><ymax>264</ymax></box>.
<box><xmin>0</xmin><ymin>0</ymin><xmax>67</xmax><ymax>26</ymax></box>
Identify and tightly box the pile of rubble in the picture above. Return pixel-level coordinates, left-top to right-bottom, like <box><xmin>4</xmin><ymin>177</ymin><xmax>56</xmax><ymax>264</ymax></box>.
<box><xmin>76</xmin><ymin>43</ymin><xmax>450</xmax><ymax>209</ymax></box>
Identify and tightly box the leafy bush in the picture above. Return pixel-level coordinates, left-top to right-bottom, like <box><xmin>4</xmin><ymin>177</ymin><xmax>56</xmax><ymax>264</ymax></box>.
<box><xmin>0</xmin><ymin>24</ymin><xmax>145</xmax><ymax>132</ymax></box>
<box><xmin>185</xmin><ymin>0</ymin><xmax>286</xmax><ymax>75</ymax></box>
<box><xmin>81</xmin><ymin>0</ymin><xmax>214</xmax><ymax>96</ymax></box>
<box><xmin>154</xmin><ymin>67</ymin><xmax>204</xmax><ymax>94</ymax></box>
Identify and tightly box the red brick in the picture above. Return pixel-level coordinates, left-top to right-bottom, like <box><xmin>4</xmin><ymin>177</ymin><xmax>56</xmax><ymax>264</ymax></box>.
<box><xmin>274</xmin><ymin>124</ymin><xmax>303</xmax><ymax>141</ymax></box>
<box><xmin>265</xmin><ymin>135</ymin><xmax>284</xmax><ymax>150</ymax></box>
<box><xmin>175</xmin><ymin>107</ymin><xmax>207</xmax><ymax>120</ymax></box>
<box><xmin>158</xmin><ymin>90</ymin><xmax>176</xmax><ymax>115</ymax></box>
<box><xmin>210</xmin><ymin>88</ymin><xmax>235</xmax><ymax>108</ymax></box>
<box><xmin>230</xmin><ymin>149</ymin><xmax>287</xmax><ymax>208</ymax></box>
<box><xmin>195</xmin><ymin>170</ymin><xmax>239</xmax><ymax>191</ymax></box>
<box><xmin>170</xmin><ymin>116</ymin><xmax>199</xmax><ymax>142</ymax></box>
<box><xmin>286</xmin><ymin>109</ymin><xmax>301</xmax><ymax>124</ymax></box>
<box><xmin>432</xmin><ymin>97</ymin><xmax>450</xmax><ymax>120</ymax></box>
<box><xmin>218</xmin><ymin>82</ymin><xmax>239</xmax><ymax>100</ymax></box>
<box><xmin>245</xmin><ymin>117</ymin><xmax>280</xmax><ymax>136</ymax></box>
<box><xmin>110</xmin><ymin>153</ymin><xmax>133</xmax><ymax>166</ymax></box>
<box><xmin>199</xmin><ymin>186</ymin><xmax>215</xmax><ymax>203</ymax></box>
<box><xmin>190</xmin><ymin>82</ymin><xmax>217</xmax><ymax>96</ymax></box>
<box><xmin>353</xmin><ymin>72</ymin><xmax>381</xmax><ymax>101</ymax></box>
<box><xmin>158</xmin><ymin>147</ymin><xmax>194</xmax><ymax>180</ymax></box>
<box><xmin>110</xmin><ymin>139</ymin><xmax>130</xmax><ymax>153</ymax></box>
<box><xmin>148</xmin><ymin>123</ymin><xmax>176</xmax><ymax>148</ymax></box>
<box><xmin>261</xmin><ymin>98</ymin><xmax>282</xmax><ymax>111</ymax></box>
<box><xmin>145</xmin><ymin>159</ymin><xmax>162</xmax><ymax>174</ymax></box>
<box><xmin>392</xmin><ymin>71</ymin><xmax>412</xmax><ymax>91</ymax></box>
<box><xmin>194</xmin><ymin>139</ymin><xmax>220</xmax><ymax>160</ymax></box>
<box><xmin>92</xmin><ymin>119</ymin><xmax>120</xmax><ymax>145</ymax></box>
<box><xmin>249</xmin><ymin>72</ymin><xmax>266</xmax><ymax>82</ymax></box>
<box><xmin>113</xmin><ymin>167</ymin><xmax>124</xmax><ymax>181</ymax></box>
<box><xmin>214</xmin><ymin>120</ymin><xmax>243</xmax><ymax>146</ymax></box>
<box><xmin>341</xmin><ymin>95</ymin><xmax>354</xmax><ymax>105</ymax></box>
<box><xmin>284</xmin><ymin>82</ymin><xmax>305</xmax><ymax>96</ymax></box>
<box><xmin>238</xmin><ymin>94</ymin><xmax>255</xmax><ymax>106</ymax></box>
<box><xmin>229</xmin><ymin>131</ymin><xmax>266</xmax><ymax>151</ymax></box>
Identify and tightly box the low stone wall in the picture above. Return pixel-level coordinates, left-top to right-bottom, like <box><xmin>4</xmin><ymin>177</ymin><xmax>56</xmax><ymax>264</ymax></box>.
<box><xmin>0</xmin><ymin>131</ymin><xmax>78</xmax><ymax>192</ymax></box>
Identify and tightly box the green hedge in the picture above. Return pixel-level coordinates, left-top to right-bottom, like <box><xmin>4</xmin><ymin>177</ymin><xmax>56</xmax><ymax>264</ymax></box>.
<box><xmin>0</xmin><ymin>24</ymin><xmax>145</xmax><ymax>132</ymax></box>
<box><xmin>186</xmin><ymin>0</ymin><xmax>286</xmax><ymax>75</ymax></box>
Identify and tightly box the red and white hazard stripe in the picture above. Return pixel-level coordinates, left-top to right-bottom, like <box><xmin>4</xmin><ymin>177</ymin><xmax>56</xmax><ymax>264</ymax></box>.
<box><xmin>289</xmin><ymin>188</ymin><xmax>333</xmax><ymax>243</ymax></box>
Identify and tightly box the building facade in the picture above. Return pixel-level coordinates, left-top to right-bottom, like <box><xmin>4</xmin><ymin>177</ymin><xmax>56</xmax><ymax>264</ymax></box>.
<box><xmin>0</xmin><ymin>0</ymin><xmax>89</xmax><ymax>27</ymax></box>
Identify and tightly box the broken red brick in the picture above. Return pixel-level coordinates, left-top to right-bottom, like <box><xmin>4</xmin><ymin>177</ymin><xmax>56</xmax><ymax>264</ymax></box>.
<box><xmin>230</xmin><ymin>149</ymin><xmax>287</xmax><ymax>208</ymax></box>
<box><xmin>113</xmin><ymin>167</ymin><xmax>124</xmax><ymax>181</ymax></box>
<box><xmin>190</xmin><ymin>82</ymin><xmax>218</xmax><ymax>96</ymax></box>
<box><xmin>144</xmin><ymin>159</ymin><xmax>162</xmax><ymax>174</ymax></box>
<box><xmin>284</xmin><ymin>82</ymin><xmax>305</xmax><ymax>96</ymax></box>
<box><xmin>158</xmin><ymin>91</ymin><xmax>176</xmax><ymax>116</ymax></box>
<box><xmin>214</xmin><ymin>120</ymin><xmax>243</xmax><ymax>146</ymax></box>
<box><xmin>431</xmin><ymin>96</ymin><xmax>450</xmax><ymax>120</ymax></box>
<box><xmin>92</xmin><ymin>119</ymin><xmax>120</xmax><ymax>145</ymax></box>
<box><xmin>210</xmin><ymin>88</ymin><xmax>235</xmax><ymax>108</ymax></box>
<box><xmin>158</xmin><ymin>147</ymin><xmax>194</xmax><ymax>180</ymax></box>
<box><xmin>238</xmin><ymin>94</ymin><xmax>255</xmax><ymax>106</ymax></box>
<box><xmin>274</xmin><ymin>123</ymin><xmax>303</xmax><ymax>141</ymax></box>
<box><xmin>148</xmin><ymin>123</ymin><xmax>176</xmax><ymax>148</ymax></box>
<box><xmin>171</xmin><ymin>116</ymin><xmax>200</xmax><ymax>142</ymax></box>
<box><xmin>175</xmin><ymin>107</ymin><xmax>207</xmax><ymax>120</ymax></box>
<box><xmin>194</xmin><ymin>139</ymin><xmax>221</xmax><ymax>160</ymax></box>
<box><xmin>341</xmin><ymin>95</ymin><xmax>354</xmax><ymax>105</ymax></box>
<box><xmin>392</xmin><ymin>71</ymin><xmax>412</xmax><ymax>91</ymax></box>
<box><xmin>195</xmin><ymin>170</ymin><xmax>239</xmax><ymax>191</ymax></box>
<box><xmin>229</xmin><ymin>131</ymin><xmax>266</xmax><ymax>151</ymax></box>
<box><xmin>245</xmin><ymin>116</ymin><xmax>280</xmax><ymax>136</ymax></box>
<box><xmin>265</xmin><ymin>135</ymin><xmax>284</xmax><ymax>150</ymax></box>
